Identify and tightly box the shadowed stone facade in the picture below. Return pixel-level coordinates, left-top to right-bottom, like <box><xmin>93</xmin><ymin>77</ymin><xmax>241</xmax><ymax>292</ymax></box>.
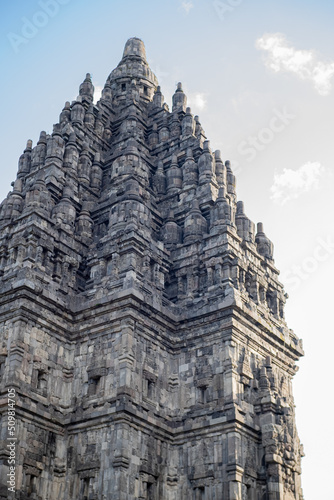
<box><xmin>0</xmin><ymin>38</ymin><xmax>304</xmax><ymax>499</ymax></box>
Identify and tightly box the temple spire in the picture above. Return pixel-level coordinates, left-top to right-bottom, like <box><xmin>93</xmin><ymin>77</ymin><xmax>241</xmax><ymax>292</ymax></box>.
<box><xmin>107</xmin><ymin>38</ymin><xmax>158</xmax><ymax>102</ymax></box>
<box><xmin>172</xmin><ymin>82</ymin><xmax>187</xmax><ymax>112</ymax></box>
<box><xmin>79</xmin><ymin>73</ymin><xmax>94</xmax><ymax>103</ymax></box>
<box><xmin>122</xmin><ymin>37</ymin><xmax>147</xmax><ymax>61</ymax></box>
<box><xmin>0</xmin><ymin>38</ymin><xmax>304</xmax><ymax>500</ymax></box>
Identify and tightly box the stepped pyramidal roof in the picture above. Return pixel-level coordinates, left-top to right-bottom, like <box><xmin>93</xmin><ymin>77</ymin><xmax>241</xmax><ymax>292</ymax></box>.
<box><xmin>0</xmin><ymin>37</ymin><xmax>295</xmax><ymax>318</ymax></box>
<box><xmin>0</xmin><ymin>38</ymin><xmax>304</xmax><ymax>500</ymax></box>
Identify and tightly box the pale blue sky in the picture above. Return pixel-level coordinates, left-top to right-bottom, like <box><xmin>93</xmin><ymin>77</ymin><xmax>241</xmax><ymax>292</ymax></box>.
<box><xmin>1</xmin><ymin>1</ymin><xmax>334</xmax><ymax>498</ymax></box>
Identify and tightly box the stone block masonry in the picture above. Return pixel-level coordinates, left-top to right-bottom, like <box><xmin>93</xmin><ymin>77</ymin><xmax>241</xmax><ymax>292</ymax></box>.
<box><xmin>0</xmin><ymin>38</ymin><xmax>304</xmax><ymax>499</ymax></box>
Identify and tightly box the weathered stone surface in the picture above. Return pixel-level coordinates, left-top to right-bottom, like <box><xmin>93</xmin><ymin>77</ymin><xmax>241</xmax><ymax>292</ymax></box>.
<box><xmin>0</xmin><ymin>38</ymin><xmax>304</xmax><ymax>499</ymax></box>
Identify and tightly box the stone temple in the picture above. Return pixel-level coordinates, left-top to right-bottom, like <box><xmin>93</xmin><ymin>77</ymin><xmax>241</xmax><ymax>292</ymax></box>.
<box><xmin>0</xmin><ymin>38</ymin><xmax>304</xmax><ymax>499</ymax></box>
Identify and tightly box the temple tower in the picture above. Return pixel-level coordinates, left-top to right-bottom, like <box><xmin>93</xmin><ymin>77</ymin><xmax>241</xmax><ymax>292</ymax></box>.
<box><xmin>0</xmin><ymin>38</ymin><xmax>303</xmax><ymax>500</ymax></box>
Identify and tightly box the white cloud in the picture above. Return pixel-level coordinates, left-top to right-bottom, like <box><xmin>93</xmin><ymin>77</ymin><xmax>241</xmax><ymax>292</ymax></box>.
<box><xmin>270</xmin><ymin>162</ymin><xmax>326</xmax><ymax>205</ymax></box>
<box><xmin>256</xmin><ymin>33</ymin><xmax>334</xmax><ymax>96</ymax></box>
<box><xmin>93</xmin><ymin>85</ymin><xmax>103</xmax><ymax>104</ymax></box>
<box><xmin>188</xmin><ymin>92</ymin><xmax>207</xmax><ymax>111</ymax></box>
<box><xmin>181</xmin><ymin>1</ymin><xmax>194</xmax><ymax>14</ymax></box>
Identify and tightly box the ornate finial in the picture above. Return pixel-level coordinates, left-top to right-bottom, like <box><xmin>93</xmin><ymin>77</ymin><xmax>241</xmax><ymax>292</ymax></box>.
<box><xmin>62</xmin><ymin>185</ymin><xmax>73</xmax><ymax>199</ymax></box>
<box><xmin>35</xmin><ymin>168</ymin><xmax>46</xmax><ymax>184</ymax></box>
<box><xmin>153</xmin><ymin>86</ymin><xmax>164</xmax><ymax>108</ymax></box>
<box><xmin>191</xmin><ymin>199</ymin><xmax>200</xmax><ymax>211</ymax></box>
<box><xmin>122</xmin><ymin>37</ymin><xmax>147</xmax><ymax>61</ymax></box>
<box><xmin>171</xmin><ymin>154</ymin><xmax>178</xmax><ymax>165</ymax></box>
<box><xmin>52</xmin><ymin>123</ymin><xmax>62</xmax><ymax>136</ymax></box>
<box><xmin>186</xmin><ymin>148</ymin><xmax>193</xmax><ymax>159</ymax></box>
<box><xmin>101</xmin><ymin>83</ymin><xmax>112</xmax><ymax>101</ymax></box>
<box><xmin>68</xmin><ymin>132</ymin><xmax>77</xmax><ymax>145</ymax></box>
<box><xmin>79</xmin><ymin>73</ymin><xmax>94</xmax><ymax>102</ymax></box>
<box><xmin>236</xmin><ymin>201</ymin><xmax>245</xmax><ymax>215</ymax></box>
<box><xmin>172</xmin><ymin>82</ymin><xmax>187</xmax><ymax>112</ymax></box>
<box><xmin>59</xmin><ymin>101</ymin><xmax>71</xmax><ymax>125</ymax></box>
<box><xmin>12</xmin><ymin>178</ymin><xmax>23</xmax><ymax>193</ymax></box>
<box><xmin>167</xmin><ymin>209</ymin><xmax>175</xmax><ymax>220</ymax></box>
<box><xmin>203</xmin><ymin>140</ymin><xmax>211</xmax><ymax>152</ymax></box>
<box><xmin>80</xmin><ymin>200</ymin><xmax>91</xmax><ymax>213</ymax></box>
<box><xmin>255</xmin><ymin>222</ymin><xmax>274</xmax><ymax>260</ymax></box>
<box><xmin>37</xmin><ymin>131</ymin><xmax>47</xmax><ymax>144</ymax></box>
<box><xmin>157</xmin><ymin>160</ymin><xmax>164</xmax><ymax>171</ymax></box>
